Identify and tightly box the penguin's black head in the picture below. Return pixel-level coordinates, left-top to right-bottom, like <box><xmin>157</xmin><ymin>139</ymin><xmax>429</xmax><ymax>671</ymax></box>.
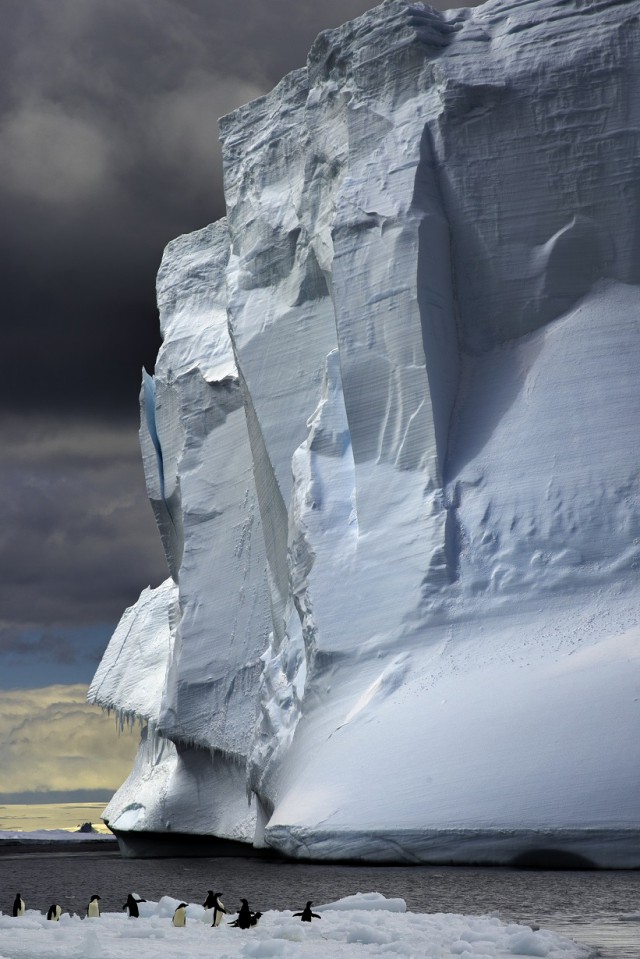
<box><xmin>91</xmin><ymin>895</ymin><xmax>101</xmax><ymax>901</ymax></box>
<box><xmin>307</xmin><ymin>901</ymin><xmax>313</xmax><ymax>906</ymax></box>
<box><xmin>241</xmin><ymin>898</ymin><xmax>248</xmax><ymax>904</ymax></box>
<box><xmin>215</xmin><ymin>891</ymin><xmax>222</xmax><ymax>897</ymax></box>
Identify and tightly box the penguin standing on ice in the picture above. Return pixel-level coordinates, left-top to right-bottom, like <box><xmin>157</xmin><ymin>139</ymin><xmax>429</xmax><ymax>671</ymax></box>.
<box><xmin>123</xmin><ymin>893</ymin><xmax>145</xmax><ymax>918</ymax></box>
<box><xmin>293</xmin><ymin>901</ymin><xmax>321</xmax><ymax>922</ymax></box>
<box><xmin>172</xmin><ymin>902</ymin><xmax>188</xmax><ymax>927</ymax></box>
<box><xmin>212</xmin><ymin>892</ymin><xmax>227</xmax><ymax>927</ymax></box>
<box><xmin>12</xmin><ymin>893</ymin><xmax>25</xmax><ymax>917</ymax></box>
<box><xmin>47</xmin><ymin>904</ymin><xmax>62</xmax><ymax>921</ymax></box>
<box><xmin>249</xmin><ymin>910</ymin><xmax>263</xmax><ymax>927</ymax></box>
<box><xmin>229</xmin><ymin>898</ymin><xmax>252</xmax><ymax>929</ymax></box>
<box><xmin>203</xmin><ymin>890</ymin><xmax>226</xmax><ymax>927</ymax></box>
<box><xmin>86</xmin><ymin>894</ymin><xmax>101</xmax><ymax>918</ymax></box>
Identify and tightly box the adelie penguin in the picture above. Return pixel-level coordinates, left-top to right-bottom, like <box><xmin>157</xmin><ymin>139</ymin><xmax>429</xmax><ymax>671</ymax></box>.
<box><xmin>293</xmin><ymin>901</ymin><xmax>322</xmax><ymax>922</ymax></box>
<box><xmin>230</xmin><ymin>908</ymin><xmax>261</xmax><ymax>927</ymax></box>
<box><xmin>172</xmin><ymin>903</ymin><xmax>188</xmax><ymax>927</ymax></box>
<box><xmin>123</xmin><ymin>893</ymin><xmax>145</xmax><ymax>918</ymax></box>
<box><xmin>229</xmin><ymin>898</ymin><xmax>253</xmax><ymax>929</ymax></box>
<box><xmin>47</xmin><ymin>904</ymin><xmax>62</xmax><ymax>921</ymax></box>
<box><xmin>87</xmin><ymin>894</ymin><xmax>101</xmax><ymax>918</ymax></box>
<box><xmin>12</xmin><ymin>893</ymin><xmax>25</xmax><ymax>917</ymax></box>
<box><xmin>203</xmin><ymin>890</ymin><xmax>226</xmax><ymax>927</ymax></box>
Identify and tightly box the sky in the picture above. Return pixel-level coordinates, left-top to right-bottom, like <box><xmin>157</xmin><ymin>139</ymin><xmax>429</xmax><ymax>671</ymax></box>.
<box><xmin>0</xmin><ymin>0</ymin><xmax>475</xmax><ymax>814</ymax></box>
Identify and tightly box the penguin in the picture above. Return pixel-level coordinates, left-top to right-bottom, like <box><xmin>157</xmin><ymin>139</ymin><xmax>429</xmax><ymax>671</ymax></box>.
<box><xmin>123</xmin><ymin>893</ymin><xmax>145</xmax><ymax>918</ymax></box>
<box><xmin>172</xmin><ymin>903</ymin><xmax>188</xmax><ymax>927</ymax></box>
<box><xmin>249</xmin><ymin>911</ymin><xmax>263</xmax><ymax>927</ymax></box>
<box><xmin>203</xmin><ymin>891</ymin><xmax>227</xmax><ymax>927</ymax></box>
<box><xmin>229</xmin><ymin>898</ymin><xmax>252</xmax><ymax>929</ymax></box>
<box><xmin>293</xmin><ymin>901</ymin><xmax>321</xmax><ymax>922</ymax></box>
<box><xmin>47</xmin><ymin>904</ymin><xmax>62</xmax><ymax>921</ymax></box>
<box><xmin>87</xmin><ymin>894</ymin><xmax>101</xmax><ymax>918</ymax></box>
<box><xmin>12</xmin><ymin>893</ymin><xmax>25</xmax><ymax>917</ymax></box>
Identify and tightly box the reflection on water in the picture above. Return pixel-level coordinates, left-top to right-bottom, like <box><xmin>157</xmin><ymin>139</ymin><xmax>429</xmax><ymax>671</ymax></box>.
<box><xmin>0</xmin><ymin>851</ymin><xmax>637</xmax><ymax>957</ymax></box>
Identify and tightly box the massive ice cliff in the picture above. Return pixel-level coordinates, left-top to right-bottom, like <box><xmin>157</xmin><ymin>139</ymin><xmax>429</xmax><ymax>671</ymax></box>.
<box><xmin>90</xmin><ymin>0</ymin><xmax>640</xmax><ymax>866</ymax></box>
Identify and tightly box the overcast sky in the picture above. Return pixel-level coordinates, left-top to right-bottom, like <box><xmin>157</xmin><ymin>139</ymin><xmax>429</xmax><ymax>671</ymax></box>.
<box><xmin>1</xmin><ymin>0</ymin><xmax>474</xmax><ymax>807</ymax></box>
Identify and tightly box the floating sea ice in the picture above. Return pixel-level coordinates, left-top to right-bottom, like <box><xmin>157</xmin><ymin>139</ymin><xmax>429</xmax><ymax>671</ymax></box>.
<box><xmin>0</xmin><ymin>895</ymin><xmax>592</xmax><ymax>958</ymax></box>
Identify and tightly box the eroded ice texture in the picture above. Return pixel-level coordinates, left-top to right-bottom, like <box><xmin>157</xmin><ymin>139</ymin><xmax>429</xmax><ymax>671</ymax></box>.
<box><xmin>93</xmin><ymin>0</ymin><xmax>639</xmax><ymax>865</ymax></box>
<box><xmin>89</xmin><ymin>221</ymin><xmax>270</xmax><ymax>842</ymax></box>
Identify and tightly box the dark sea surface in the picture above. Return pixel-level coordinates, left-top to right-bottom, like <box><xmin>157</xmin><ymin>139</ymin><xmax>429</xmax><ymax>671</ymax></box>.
<box><xmin>0</xmin><ymin>847</ymin><xmax>637</xmax><ymax>957</ymax></box>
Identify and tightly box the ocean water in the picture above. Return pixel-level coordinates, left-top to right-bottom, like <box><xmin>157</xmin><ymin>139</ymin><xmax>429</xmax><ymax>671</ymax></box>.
<box><xmin>0</xmin><ymin>850</ymin><xmax>637</xmax><ymax>957</ymax></box>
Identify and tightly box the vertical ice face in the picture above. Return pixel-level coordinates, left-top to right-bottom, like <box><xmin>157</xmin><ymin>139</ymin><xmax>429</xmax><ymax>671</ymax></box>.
<box><xmin>220</xmin><ymin>69</ymin><xmax>348</xmax><ymax>815</ymax></box>
<box><xmin>94</xmin><ymin>0</ymin><xmax>639</xmax><ymax>865</ymax></box>
<box><xmin>149</xmin><ymin>221</ymin><xmax>271</xmax><ymax>762</ymax></box>
<box><xmin>430</xmin><ymin>2</ymin><xmax>640</xmax><ymax>353</ymax></box>
<box><xmin>219</xmin><ymin>4</ymin><xmax>464</xmax><ymax>818</ymax></box>
<box><xmin>89</xmin><ymin>221</ymin><xmax>271</xmax><ymax>844</ymax></box>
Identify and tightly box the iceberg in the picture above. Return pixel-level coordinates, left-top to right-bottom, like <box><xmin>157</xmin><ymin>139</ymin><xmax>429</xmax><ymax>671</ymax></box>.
<box><xmin>89</xmin><ymin>221</ymin><xmax>271</xmax><ymax>851</ymax></box>
<box><xmin>90</xmin><ymin>0</ymin><xmax>640</xmax><ymax>866</ymax></box>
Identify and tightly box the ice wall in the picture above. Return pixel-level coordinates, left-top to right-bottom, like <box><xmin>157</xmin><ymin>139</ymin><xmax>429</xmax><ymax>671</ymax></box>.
<box><xmin>93</xmin><ymin>0</ymin><xmax>640</xmax><ymax>866</ymax></box>
<box><xmin>89</xmin><ymin>221</ymin><xmax>271</xmax><ymax>846</ymax></box>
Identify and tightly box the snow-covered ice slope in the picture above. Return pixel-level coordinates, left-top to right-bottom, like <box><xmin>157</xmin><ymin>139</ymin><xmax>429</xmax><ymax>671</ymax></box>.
<box><xmin>92</xmin><ymin>0</ymin><xmax>639</xmax><ymax>864</ymax></box>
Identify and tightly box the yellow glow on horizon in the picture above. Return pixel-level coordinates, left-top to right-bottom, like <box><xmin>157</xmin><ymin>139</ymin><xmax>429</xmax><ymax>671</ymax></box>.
<box><xmin>0</xmin><ymin>802</ymin><xmax>113</xmax><ymax>833</ymax></box>
<box><xmin>0</xmin><ymin>684</ymin><xmax>138</xmax><ymax>797</ymax></box>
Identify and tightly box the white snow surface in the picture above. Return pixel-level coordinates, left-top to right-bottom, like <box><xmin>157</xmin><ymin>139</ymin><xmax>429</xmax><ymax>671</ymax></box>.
<box><xmin>91</xmin><ymin>0</ymin><xmax>640</xmax><ymax>865</ymax></box>
<box><xmin>0</xmin><ymin>893</ymin><xmax>591</xmax><ymax>959</ymax></box>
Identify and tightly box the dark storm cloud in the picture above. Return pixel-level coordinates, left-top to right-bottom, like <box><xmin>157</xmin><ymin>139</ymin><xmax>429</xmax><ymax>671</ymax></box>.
<box><xmin>0</xmin><ymin>630</ymin><xmax>78</xmax><ymax>665</ymax></box>
<box><xmin>0</xmin><ymin>415</ymin><xmax>167</xmax><ymax>632</ymax></box>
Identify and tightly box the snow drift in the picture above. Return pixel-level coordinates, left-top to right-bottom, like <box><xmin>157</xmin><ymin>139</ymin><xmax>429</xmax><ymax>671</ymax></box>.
<box><xmin>90</xmin><ymin>0</ymin><xmax>640</xmax><ymax>866</ymax></box>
